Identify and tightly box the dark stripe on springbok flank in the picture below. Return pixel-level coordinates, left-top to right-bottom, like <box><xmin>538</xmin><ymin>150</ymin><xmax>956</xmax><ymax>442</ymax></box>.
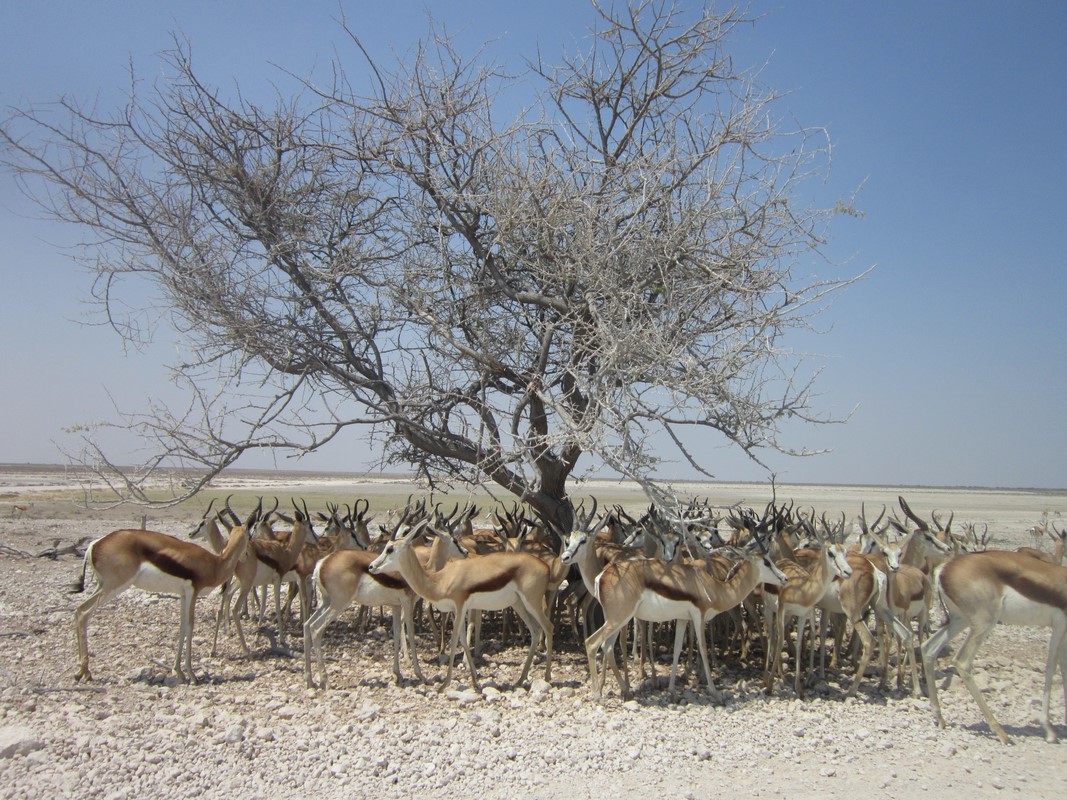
<box><xmin>469</xmin><ymin>567</ymin><xmax>519</xmax><ymax>595</ymax></box>
<box><xmin>143</xmin><ymin>549</ymin><xmax>200</xmax><ymax>585</ymax></box>
<box><xmin>370</xmin><ymin>571</ymin><xmax>407</xmax><ymax>591</ymax></box>
<box><xmin>1015</xmin><ymin>571</ymin><xmax>1067</xmax><ymax>608</ymax></box>
<box><xmin>647</xmin><ymin>579</ymin><xmax>700</xmax><ymax>605</ymax></box>
<box><xmin>254</xmin><ymin>553</ymin><xmax>286</xmax><ymax>573</ymax></box>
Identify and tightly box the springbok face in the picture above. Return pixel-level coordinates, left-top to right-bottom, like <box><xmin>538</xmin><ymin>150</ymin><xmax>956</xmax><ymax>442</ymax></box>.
<box><xmin>882</xmin><ymin>531</ymin><xmax>915</xmax><ymax>571</ymax></box>
<box><xmin>658</xmin><ymin>526</ymin><xmax>682</xmax><ymax>562</ymax></box>
<box><xmin>321</xmin><ymin>511</ymin><xmax>357</xmax><ymax>546</ymax></box>
<box><xmin>369</xmin><ymin>520</ymin><xmax>431</xmax><ymax>574</ymax></box>
<box><xmin>560</xmin><ymin>531</ymin><xmax>588</xmax><ymax>565</ymax></box>
<box><xmin>692</xmin><ymin>529</ymin><xmax>717</xmax><ymax>554</ymax></box>
<box><xmin>858</xmin><ymin>532</ymin><xmax>877</xmax><ymax>556</ymax></box>
<box><xmin>368</xmin><ymin>540</ymin><xmax>404</xmax><ymax>574</ymax></box>
<box><xmin>187</xmin><ymin>497</ymin><xmax>221</xmax><ymax>541</ymax></box>
<box><xmin>759</xmin><ymin>553</ymin><xmax>789</xmax><ymax>585</ymax></box>
<box><xmin>253</xmin><ymin>514</ymin><xmax>277</xmax><ymax>540</ymax></box>
<box><xmin>436</xmin><ymin>528</ymin><xmax>470</xmax><ymax>559</ymax></box>
<box><xmin>188</xmin><ymin>514</ymin><xmax>220</xmax><ymax>543</ymax></box>
<box><xmin>828</xmin><ymin>543</ymin><xmax>854</xmax><ymax>579</ymax></box>
<box><xmin>920</xmin><ymin>527</ymin><xmax>953</xmax><ymax>555</ymax></box>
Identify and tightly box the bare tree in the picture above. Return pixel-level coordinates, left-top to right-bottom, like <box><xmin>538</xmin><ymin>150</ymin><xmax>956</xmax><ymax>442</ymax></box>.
<box><xmin>1</xmin><ymin>2</ymin><xmax>861</xmax><ymax>529</ymax></box>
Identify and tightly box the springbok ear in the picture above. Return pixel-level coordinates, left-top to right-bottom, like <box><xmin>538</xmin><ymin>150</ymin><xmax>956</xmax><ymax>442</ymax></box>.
<box><xmin>725</xmin><ymin>559</ymin><xmax>744</xmax><ymax>582</ymax></box>
<box><xmin>397</xmin><ymin>518</ymin><xmax>428</xmax><ymax>542</ymax></box>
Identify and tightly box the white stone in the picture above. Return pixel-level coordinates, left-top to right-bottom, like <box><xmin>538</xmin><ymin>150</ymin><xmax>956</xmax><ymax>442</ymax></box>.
<box><xmin>445</xmin><ymin>689</ymin><xmax>482</xmax><ymax>706</ymax></box>
<box><xmin>0</xmin><ymin>726</ymin><xmax>44</xmax><ymax>759</ymax></box>
<box><xmin>528</xmin><ymin>678</ymin><xmax>551</xmax><ymax>695</ymax></box>
<box><xmin>219</xmin><ymin>723</ymin><xmax>245</xmax><ymax>743</ymax></box>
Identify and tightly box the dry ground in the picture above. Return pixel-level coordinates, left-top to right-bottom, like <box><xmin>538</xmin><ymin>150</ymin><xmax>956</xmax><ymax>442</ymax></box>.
<box><xmin>0</xmin><ymin>468</ymin><xmax>1065</xmax><ymax>799</ymax></box>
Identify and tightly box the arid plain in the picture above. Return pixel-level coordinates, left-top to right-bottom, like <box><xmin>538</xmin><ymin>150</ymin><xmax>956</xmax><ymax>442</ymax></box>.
<box><xmin>0</xmin><ymin>465</ymin><xmax>1065</xmax><ymax>799</ymax></box>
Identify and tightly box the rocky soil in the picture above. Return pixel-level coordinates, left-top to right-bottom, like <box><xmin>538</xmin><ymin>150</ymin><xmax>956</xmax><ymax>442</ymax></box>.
<box><xmin>0</xmin><ymin>479</ymin><xmax>1065</xmax><ymax>799</ymax></box>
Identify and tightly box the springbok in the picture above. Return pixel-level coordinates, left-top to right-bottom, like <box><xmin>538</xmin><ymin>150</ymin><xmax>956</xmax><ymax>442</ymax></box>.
<box><xmin>229</xmin><ymin>500</ymin><xmax>315</xmax><ymax>650</ymax></box>
<box><xmin>368</xmin><ymin>520</ymin><xmax>553</xmax><ymax>692</ymax></box>
<box><xmin>762</xmin><ymin>530</ymin><xmax>853</xmax><ymax>698</ymax></box>
<box><xmin>71</xmin><ymin>501</ymin><xmax>256</xmax><ymax>683</ymax></box>
<box><xmin>584</xmin><ymin>514</ymin><xmax>787</xmax><ymax>701</ymax></box>
<box><xmin>921</xmin><ymin>550</ymin><xmax>1067</xmax><ymax>744</ymax></box>
<box><xmin>303</xmin><ymin>524</ymin><xmax>468</xmax><ymax>689</ymax></box>
<box><xmin>1017</xmin><ymin>521</ymin><xmax>1066</xmax><ymax>564</ymax></box>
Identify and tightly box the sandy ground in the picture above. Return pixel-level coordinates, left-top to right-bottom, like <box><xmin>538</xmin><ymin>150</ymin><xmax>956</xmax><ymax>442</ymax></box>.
<box><xmin>0</xmin><ymin>468</ymin><xmax>1065</xmax><ymax>799</ymax></box>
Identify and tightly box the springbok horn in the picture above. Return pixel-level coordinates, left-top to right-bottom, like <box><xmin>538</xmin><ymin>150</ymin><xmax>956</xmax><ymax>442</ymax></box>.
<box><xmin>898</xmin><ymin>496</ymin><xmax>930</xmax><ymax>531</ymax></box>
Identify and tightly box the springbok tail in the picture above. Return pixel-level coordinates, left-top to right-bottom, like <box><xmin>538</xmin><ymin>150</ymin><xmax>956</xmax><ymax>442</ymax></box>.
<box><xmin>68</xmin><ymin>544</ymin><xmax>92</xmax><ymax>594</ymax></box>
<box><xmin>872</xmin><ymin>569</ymin><xmax>913</xmax><ymax>642</ymax></box>
<box><xmin>311</xmin><ymin>559</ymin><xmax>329</xmax><ymax>608</ymax></box>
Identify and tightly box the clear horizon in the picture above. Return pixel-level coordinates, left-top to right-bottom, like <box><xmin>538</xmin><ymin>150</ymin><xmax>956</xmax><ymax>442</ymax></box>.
<box><xmin>2</xmin><ymin>460</ymin><xmax>1062</xmax><ymax>494</ymax></box>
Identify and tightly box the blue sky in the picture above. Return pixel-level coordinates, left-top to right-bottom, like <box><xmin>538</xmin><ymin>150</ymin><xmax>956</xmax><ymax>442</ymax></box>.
<box><xmin>1</xmin><ymin>2</ymin><xmax>1064</xmax><ymax>489</ymax></box>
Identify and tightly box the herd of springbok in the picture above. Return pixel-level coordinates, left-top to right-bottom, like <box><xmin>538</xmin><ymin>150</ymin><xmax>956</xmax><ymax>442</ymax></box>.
<box><xmin>68</xmin><ymin>494</ymin><xmax>1067</xmax><ymax>745</ymax></box>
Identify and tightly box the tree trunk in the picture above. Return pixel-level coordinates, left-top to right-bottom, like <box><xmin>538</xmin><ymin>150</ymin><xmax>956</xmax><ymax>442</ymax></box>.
<box><xmin>525</xmin><ymin>462</ymin><xmax>575</xmax><ymax>544</ymax></box>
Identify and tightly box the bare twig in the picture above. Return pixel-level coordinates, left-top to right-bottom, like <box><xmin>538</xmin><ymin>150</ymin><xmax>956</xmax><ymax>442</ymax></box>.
<box><xmin>2</xmin><ymin>4</ymin><xmax>860</xmax><ymax>528</ymax></box>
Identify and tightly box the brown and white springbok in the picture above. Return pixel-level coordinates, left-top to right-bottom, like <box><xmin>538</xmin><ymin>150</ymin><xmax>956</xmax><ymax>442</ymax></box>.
<box><xmin>921</xmin><ymin>550</ymin><xmax>1067</xmax><ymax>744</ymax></box>
<box><xmin>303</xmin><ymin>524</ymin><xmax>469</xmax><ymax>689</ymax></box>
<box><xmin>71</xmin><ymin>501</ymin><xmax>257</xmax><ymax>683</ymax></box>
<box><xmin>584</xmin><ymin>515</ymin><xmax>787</xmax><ymax>701</ymax></box>
<box><xmin>368</xmin><ymin>520</ymin><xmax>554</xmax><ymax>692</ymax></box>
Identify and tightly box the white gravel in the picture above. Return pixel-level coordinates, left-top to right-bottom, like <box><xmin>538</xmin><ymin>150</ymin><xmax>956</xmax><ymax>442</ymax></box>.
<box><xmin>1</xmin><ymin>483</ymin><xmax>1065</xmax><ymax>799</ymax></box>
